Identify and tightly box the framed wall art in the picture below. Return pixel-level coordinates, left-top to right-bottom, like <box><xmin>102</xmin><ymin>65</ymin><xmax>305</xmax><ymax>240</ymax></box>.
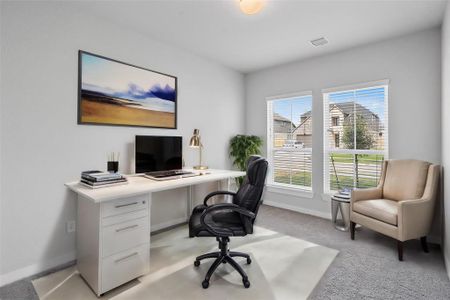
<box><xmin>78</xmin><ymin>51</ymin><xmax>177</xmax><ymax>128</ymax></box>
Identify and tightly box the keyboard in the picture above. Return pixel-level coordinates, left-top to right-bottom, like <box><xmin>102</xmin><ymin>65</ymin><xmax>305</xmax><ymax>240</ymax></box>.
<box><xmin>144</xmin><ymin>170</ymin><xmax>196</xmax><ymax>181</ymax></box>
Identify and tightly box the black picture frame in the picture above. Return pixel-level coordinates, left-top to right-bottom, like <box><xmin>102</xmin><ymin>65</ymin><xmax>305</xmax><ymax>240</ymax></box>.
<box><xmin>78</xmin><ymin>50</ymin><xmax>178</xmax><ymax>129</ymax></box>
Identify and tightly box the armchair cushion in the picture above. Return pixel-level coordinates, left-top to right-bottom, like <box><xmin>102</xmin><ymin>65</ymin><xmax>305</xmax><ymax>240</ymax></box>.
<box><xmin>383</xmin><ymin>159</ymin><xmax>430</xmax><ymax>201</ymax></box>
<box><xmin>353</xmin><ymin>199</ymin><xmax>399</xmax><ymax>226</ymax></box>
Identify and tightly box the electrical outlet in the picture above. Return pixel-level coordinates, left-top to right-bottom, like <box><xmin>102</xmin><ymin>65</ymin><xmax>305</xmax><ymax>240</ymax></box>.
<box><xmin>66</xmin><ymin>220</ymin><xmax>76</xmax><ymax>233</ymax></box>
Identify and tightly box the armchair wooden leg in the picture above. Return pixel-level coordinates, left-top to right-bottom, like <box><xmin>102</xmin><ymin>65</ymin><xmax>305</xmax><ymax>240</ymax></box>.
<box><xmin>420</xmin><ymin>236</ymin><xmax>429</xmax><ymax>253</ymax></box>
<box><xmin>350</xmin><ymin>221</ymin><xmax>356</xmax><ymax>240</ymax></box>
<box><xmin>397</xmin><ymin>241</ymin><xmax>403</xmax><ymax>261</ymax></box>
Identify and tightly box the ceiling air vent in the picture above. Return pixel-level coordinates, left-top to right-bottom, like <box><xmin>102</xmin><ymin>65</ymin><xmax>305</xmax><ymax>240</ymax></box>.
<box><xmin>310</xmin><ymin>37</ymin><xmax>328</xmax><ymax>47</ymax></box>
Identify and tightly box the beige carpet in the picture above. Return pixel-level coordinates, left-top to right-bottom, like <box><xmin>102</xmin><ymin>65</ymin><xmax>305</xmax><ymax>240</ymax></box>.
<box><xmin>32</xmin><ymin>226</ymin><xmax>338</xmax><ymax>300</ymax></box>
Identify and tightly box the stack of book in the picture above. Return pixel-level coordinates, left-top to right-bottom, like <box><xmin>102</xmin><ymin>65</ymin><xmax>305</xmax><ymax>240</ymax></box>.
<box><xmin>333</xmin><ymin>187</ymin><xmax>351</xmax><ymax>201</ymax></box>
<box><xmin>80</xmin><ymin>170</ymin><xmax>128</xmax><ymax>189</ymax></box>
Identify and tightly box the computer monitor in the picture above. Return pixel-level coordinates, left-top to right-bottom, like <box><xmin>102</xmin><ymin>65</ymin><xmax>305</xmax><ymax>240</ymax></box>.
<box><xmin>135</xmin><ymin>135</ymin><xmax>182</xmax><ymax>173</ymax></box>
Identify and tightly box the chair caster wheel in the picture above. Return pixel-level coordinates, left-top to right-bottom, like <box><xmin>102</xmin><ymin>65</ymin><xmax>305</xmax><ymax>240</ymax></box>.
<box><xmin>202</xmin><ymin>280</ymin><xmax>209</xmax><ymax>289</ymax></box>
<box><xmin>247</xmin><ymin>258</ymin><xmax>252</xmax><ymax>264</ymax></box>
<box><xmin>194</xmin><ymin>260</ymin><xmax>200</xmax><ymax>267</ymax></box>
<box><xmin>243</xmin><ymin>279</ymin><xmax>250</xmax><ymax>288</ymax></box>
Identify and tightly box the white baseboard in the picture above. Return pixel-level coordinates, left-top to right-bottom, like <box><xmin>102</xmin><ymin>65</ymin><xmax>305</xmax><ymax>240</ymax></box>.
<box><xmin>444</xmin><ymin>246</ymin><xmax>450</xmax><ymax>281</ymax></box>
<box><xmin>263</xmin><ymin>200</ymin><xmax>331</xmax><ymax>220</ymax></box>
<box><xmin>0</xmin><ymin>251</ymin><xmax>76</xmax><ymax>287</ymax></box>
<box><xmin>151</xmin><ymin>217</ymin><xmax>187</xmax><ymax>232</ymax></box>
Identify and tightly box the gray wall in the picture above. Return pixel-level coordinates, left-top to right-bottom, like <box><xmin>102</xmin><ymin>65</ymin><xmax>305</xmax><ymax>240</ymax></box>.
<box><xmin>442</xmin><ymin>1</ymin><xmax>450</xmax><ymax>280</ymax></box>
<box><xmin>0</xmin><ymin>2</ymin><xmax>244</xmax><ymax>284</ymax></box>
<box><xmin>245</xmin><ymin>28</ymin><xmax>442</xmax><ymax>226</ymax></box>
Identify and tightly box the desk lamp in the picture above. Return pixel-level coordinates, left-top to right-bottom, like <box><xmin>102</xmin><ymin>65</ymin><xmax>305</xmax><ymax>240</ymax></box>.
<box><xmin>189</xmin><ymin>129</ymin><xmax>208</xmax><ymax>170</ymax></box>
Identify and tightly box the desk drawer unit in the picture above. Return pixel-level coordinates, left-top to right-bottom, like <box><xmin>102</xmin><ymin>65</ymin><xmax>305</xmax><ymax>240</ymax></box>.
<box><xmin>101</xmin><ymin>244</ymin><xmax>150</xmax><ymax>294</ymax></box>
<box><xmin>77</xmin><ymin>194</ymin><xmax>151</xmax><ymax>296</ymax></box>
<box><xmin>102</xmin><ymin>216</ymin><xmax>149</xmax><ymax>258</ymax></box>
<box><xmin>102</xmin><ymin>194</ymin><xmax>148</xmax><ymax>217</ymax></box>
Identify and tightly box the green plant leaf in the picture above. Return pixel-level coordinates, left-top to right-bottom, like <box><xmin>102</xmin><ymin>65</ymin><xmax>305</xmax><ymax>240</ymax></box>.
<box><xmin>229</xmin><ymin>135</ymin><xmax>263</xmax><ymax>182</ymax></box>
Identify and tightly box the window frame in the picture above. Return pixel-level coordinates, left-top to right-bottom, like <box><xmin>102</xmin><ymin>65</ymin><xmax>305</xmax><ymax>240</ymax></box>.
<box><xmin>322</xmin><ymin>80</ymin><xmax>389</xmax><ymax>195</ymax></box>
<box><xmin>266</xmin><ymin>91</ymin><xmax>313</xmax><ymax>194</ymax></box>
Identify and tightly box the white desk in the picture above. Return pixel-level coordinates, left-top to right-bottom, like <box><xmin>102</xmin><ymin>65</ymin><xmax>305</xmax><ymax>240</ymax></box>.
<box><xmin>65</xmin><ymin>169</ymin><xmax>245</xmax><ymax>296</ymax></box>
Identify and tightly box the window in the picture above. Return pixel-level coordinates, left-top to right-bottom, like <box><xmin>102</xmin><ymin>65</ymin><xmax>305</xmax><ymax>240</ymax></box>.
<box><xmin>332</xmin><ymin>116</ymin><xmax>339</xmax><ymax>126</ymax></box>
<box><xmin>267</xmin><ymin>92</ymin><xmax>313</xmax><ymax>190</ymax></box>
<box><xmin>323</xmin><ymin>81</ymin><xmax>388</xmax><ymax>193</ymax></box>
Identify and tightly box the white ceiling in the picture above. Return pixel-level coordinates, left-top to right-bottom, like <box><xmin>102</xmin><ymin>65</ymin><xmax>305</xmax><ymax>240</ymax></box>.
<box><xmin>73</xmin><ymin>0</ymin><xmax>447</xmax><ymax>73</ymax></box>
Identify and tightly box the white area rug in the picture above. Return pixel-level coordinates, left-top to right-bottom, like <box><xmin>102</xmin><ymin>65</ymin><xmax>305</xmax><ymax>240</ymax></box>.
<box><xmin>32</xmin><ymin>226</ymin><xmax>338</xmax><ymax>300</ymax></box>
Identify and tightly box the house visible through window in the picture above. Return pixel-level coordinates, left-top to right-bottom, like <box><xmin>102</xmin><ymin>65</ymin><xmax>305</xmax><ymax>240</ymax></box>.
<box><xmin>267</xmin><ymin>93</ymin><xmax>313</xmax><ymax>190</ymax></box>
<box><xmin>323</xmin><ymin>81</ymin><xmax>388</xmax><ymax>193</ymax></box>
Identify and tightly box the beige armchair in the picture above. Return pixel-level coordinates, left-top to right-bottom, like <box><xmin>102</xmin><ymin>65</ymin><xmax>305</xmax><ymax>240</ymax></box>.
<box><xmin>350</xmin><ymin>159</ymin><xmax>440</xmax><ymax>261</ymax></box>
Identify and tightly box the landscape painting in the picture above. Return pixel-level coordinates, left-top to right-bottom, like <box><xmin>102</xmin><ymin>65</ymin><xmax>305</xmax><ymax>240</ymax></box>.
<box><xmin>78</xmin><ymin>51</ymin><xmax>177</xmax><ymax>128</ymax></box>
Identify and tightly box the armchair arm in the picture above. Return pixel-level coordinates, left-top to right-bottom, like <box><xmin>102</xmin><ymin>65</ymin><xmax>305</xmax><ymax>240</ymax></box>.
<box><xmin>398</xmin><ymin>198</ymin><xmax>434</xmax><ymax>241</ymax></box>
<box><xmin>351</xmin><ymin>187</ymin><xmax>383</xmax><ymax>210</ymax></box>
<box><xmin>203</xmin><ymin>191</ymin><xmax>236</xmax><ymax>206</ymax></box>
<box><xmin>351</xmin><ymin>187</ymin><xmax>383</xmax><ymax>202</ymax></box>
<box><xmin>200</xmin><ymin>203</ymin><xmax>255</xmax><ymax>236</ymax></box>
<box><xmin>397</xmin><ymin>164</ymin><xmax>440</xmax><ymax>241</ymax></box>
<box><xmin>351</xmin><ymin>160</ymin><xmax>387</xmax><ymax>207</ymax></box>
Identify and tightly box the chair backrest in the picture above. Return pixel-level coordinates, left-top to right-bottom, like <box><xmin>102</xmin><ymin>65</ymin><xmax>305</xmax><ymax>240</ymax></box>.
<box><xmin>382</xmin><ymin>159</ymin><xmax>431</xmax><ymax>201</ymax></box>
<box><xmin>233</xmin><ymin>156</ymin><xmax>268</xmax><ymax>214</ymax></box>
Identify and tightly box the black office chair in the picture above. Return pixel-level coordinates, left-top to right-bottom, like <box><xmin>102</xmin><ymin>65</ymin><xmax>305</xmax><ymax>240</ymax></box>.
<box><xmin>188</xmin><ymin>156</ymin><xmax>268</xmax><ymax>289</ymax></box>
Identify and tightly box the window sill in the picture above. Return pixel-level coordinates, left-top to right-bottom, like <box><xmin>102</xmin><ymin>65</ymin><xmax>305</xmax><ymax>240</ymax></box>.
<box><xmin>266</xmin><ymin>184</ymin><xmax>314</xmax><ymax>199</ymax></box>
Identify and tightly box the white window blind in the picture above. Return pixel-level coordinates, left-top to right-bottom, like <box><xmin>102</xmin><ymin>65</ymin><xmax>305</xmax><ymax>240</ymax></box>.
<box><xmin>323</xmin><ymin>81</ymin><xmax>388</xmax><ymax>193</ymax></box>
<box><xmin>267</xmin><ymin>93</ymin><xmax>313</xmax><ymax>190</ymax></box>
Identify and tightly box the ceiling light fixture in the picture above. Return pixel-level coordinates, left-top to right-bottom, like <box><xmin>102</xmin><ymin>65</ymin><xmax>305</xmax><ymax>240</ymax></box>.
<box><xmin>239</xmin><ymin>0</ymin><xmax>264</xmax><ymax>15</ymax></box>
<box><xmin>310</xmin><ymin>37</ymin><xmax>328</xmax><ymax>47</ymax></box>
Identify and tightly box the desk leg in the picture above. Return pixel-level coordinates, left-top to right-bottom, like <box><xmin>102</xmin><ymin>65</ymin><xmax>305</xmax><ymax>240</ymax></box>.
<box><xmin>187</xmin><ymin>186</ymin><xmax>193</xmax><ymax>220</ymax></box>
<box><xmin>227</xmin><ymin>178</ymin><xmax>232</xmax><ymax>203</ymax></box>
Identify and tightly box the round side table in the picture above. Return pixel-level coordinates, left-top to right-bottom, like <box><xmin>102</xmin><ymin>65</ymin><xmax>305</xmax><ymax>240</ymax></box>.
<box><xmin>331</xmin><ymin>195</ymin><xmax>351</xmax><ymax>231</ymax></box>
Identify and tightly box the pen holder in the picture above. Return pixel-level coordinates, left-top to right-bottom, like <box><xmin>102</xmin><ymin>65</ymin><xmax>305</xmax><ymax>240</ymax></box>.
<box><xmin>107</xmin><ymin>161</ymin><xmax>119</xmax><ymax>173</ymax></box>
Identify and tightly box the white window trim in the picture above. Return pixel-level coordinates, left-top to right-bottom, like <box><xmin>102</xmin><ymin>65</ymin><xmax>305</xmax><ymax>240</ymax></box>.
<box><xmin>266</xmin><ymin>184</ymin><xmax>314</xmax><ymax>198</ymax></box>
<box><xmin>321</xmin><ymin>79</ymin><xmax>390</xmax><ymax>94</ymax></box>
<box><xmin>266</xmin><ymin>91</ymin><xmax>313</xmax><ymax>194</ymax></box>
<box><xmin>322</xmin><ymin>80</ymin><xmax>389</xmax><ymax>197</ymax></box>
<box><xmin>266</xmin><ymin>90</ymin><xmax>313</xmax><ymax>101</ymax></box>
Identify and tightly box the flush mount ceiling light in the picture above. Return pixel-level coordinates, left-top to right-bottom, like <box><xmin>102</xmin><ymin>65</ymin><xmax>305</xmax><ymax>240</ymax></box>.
<box><xmin>310</xmin><ymin>37</ymin><xmax>328</xmax><ymax>47</ymax></box>
<box><xmin>239</xmin><ymin>0</ymin><xmax>264</xmax><ymax>15</ymax></box>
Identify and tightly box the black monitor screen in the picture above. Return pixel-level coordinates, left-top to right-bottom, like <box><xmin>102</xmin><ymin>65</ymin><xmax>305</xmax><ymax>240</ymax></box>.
<box><xmin>135</xmin><ymin>136</ymin><xmax>182</xmax><ymax>173</ymax></box>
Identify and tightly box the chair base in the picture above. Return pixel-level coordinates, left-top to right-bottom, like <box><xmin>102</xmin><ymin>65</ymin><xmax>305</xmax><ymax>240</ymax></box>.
<box><xmin>194</xmin><ymin>237</ymin><xmax>251</xmax><ymax>289</ymax></box>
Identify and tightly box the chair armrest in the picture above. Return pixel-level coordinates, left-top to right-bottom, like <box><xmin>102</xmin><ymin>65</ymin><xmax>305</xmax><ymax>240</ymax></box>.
<box><xmin>350</xmin><ymin>187</ymin><xmax>383</xmax><ymax>211</ymax></box>
<box><xmin>397</xmin><ymin>164</ymin><xmax>440</xmax><ymax>241</ymax></box>
<box><xmin>200</xmin><ymin>203</ymin><xmax>255</xmax><ymax>236</ymax></box>
<box><xmin>351</xmin><ymin>160</ymin><xmax>386</xmax><ymax>207</ymax></box>
<box><xmin>351</xmin><ymin>187</ymin><xmax>382</xmax><ymax>203</ymax></box>
<box><xmin>203</xmin><ymin>191</ymin><xmax>236</xmax><ymax>206</ymax></box>
<box><xmin>397</xmin><ymin>197</ymin><xmax>434</xmax><ymax>241</ymax></box>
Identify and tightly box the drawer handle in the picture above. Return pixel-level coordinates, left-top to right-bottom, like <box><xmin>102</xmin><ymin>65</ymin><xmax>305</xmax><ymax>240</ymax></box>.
<box><xmin>116</xmin><ymin>224</ymin><xmax>139</xmax><ymax>232</ymax></box>
<box><xmin>115</xmin><ymin>202</ymin><xmax>138</xmax><ymax>208</ymax></box>
<box><xmin>115</xmin><ymin>252</ymin><xmax>138</xmax><ymax>263</ymax></box>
